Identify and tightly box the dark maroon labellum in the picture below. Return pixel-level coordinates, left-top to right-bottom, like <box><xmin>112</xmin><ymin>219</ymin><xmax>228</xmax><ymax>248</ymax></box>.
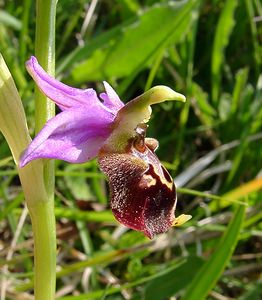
<box><xmin>98</xmin><ymin>124</ymin><xmax>177</xmax><ymax>239</ymax></box>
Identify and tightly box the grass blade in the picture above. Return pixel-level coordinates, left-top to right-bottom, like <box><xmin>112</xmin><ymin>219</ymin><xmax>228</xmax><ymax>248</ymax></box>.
<box><xmin>182</xmin><ymin>204</ymin><xmax>246</xmax><ymax>300</ymax></box>
<box><xmin>211</xmin><ymin>0</ymin><xmax>238</xmax><ymax>105</ymax></box>
<box><xmin>144</xmin><ymin>256</ymin><xmax>204</xmax><ymax>300</ymax></box>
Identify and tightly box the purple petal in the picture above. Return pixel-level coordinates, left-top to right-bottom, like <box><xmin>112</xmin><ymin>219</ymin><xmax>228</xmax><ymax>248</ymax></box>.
<box><xmin>20</xmin><ymin>107</ymin><xmax>114</xmax><ymax>167</ymax></box>
<box><xmin>26</xmin><ymin>56</ymin><xmax>118</xmax><ymax>112</ymax></box>
<box><xmin>99</xmin><ymin>81</ymin><xmax>124</xmax><ymax>114</ymax></box>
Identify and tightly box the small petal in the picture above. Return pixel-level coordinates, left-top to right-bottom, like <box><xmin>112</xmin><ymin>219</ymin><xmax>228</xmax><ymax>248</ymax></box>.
<box><xmin>26</xmin><ymin>56</ymin><xmax>117</xmax><ymax>112</ymax></box>
<box><xmin>20</xmin><ymin>107</ymin><xmax>114</xmax><ymax>167</ymax></box>
<box><xmin>99</xmin><ymin>81</ymin><xmax>124</xmax><ymax>114</ymax></box>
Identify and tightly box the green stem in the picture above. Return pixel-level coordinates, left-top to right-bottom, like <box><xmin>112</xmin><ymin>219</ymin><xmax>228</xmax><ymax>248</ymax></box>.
<box><xmin>33</xmin><ymin>0</ymin><xmax>57</xmax><ymax>299</ymax></box>
<box><xmin>35</xmin><ymin>0</ymin><xmax>56</xmax><ymax>131</ymax></box>
<box><xmin>28</xmin><ymin>201</ymin><xmax>56</xmax><ymax>300</ymax></box>
<box><xmin>35</xmin><ymin>0</ymin><xmax>56</xmax><ymax>197</ymax></box>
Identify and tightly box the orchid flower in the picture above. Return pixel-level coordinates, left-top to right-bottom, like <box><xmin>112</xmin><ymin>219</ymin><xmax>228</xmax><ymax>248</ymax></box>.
<box><xmin>20</xmin><ymin>56</ymin><xmax>189</xmax><ymax>239</ymax></box>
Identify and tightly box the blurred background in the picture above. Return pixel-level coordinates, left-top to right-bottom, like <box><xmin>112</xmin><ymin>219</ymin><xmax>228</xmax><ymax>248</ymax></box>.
<box><xmin>0</xmin><ymin>0</ymin><xmax>261</xmax><ymax>299</ymax></box>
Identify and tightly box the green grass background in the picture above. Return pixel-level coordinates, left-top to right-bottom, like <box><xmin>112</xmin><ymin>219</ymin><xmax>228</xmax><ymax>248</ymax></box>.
<box><xmin>0</xmin><ymin>0</ymin><xmax>261</xmax><ymax>299</ymax></box>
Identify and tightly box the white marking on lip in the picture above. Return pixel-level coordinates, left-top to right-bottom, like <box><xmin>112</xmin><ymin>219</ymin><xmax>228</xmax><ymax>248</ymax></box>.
<box><xmin>143</xmin><ymin>174</ymin><xmax>157</xmax><ymax>187</ymax></box>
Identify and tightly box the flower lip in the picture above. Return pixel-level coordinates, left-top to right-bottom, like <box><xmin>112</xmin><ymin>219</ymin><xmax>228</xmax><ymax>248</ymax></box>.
<box><xmin>98</xmin><ymin>126</ymin><xmax>177</xmax><ymax>239</ymax></box>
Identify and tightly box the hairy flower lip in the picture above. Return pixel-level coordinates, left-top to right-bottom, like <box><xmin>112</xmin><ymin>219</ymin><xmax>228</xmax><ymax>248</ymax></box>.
<box><xmin>98</xmin><ymin>136</ymin><xmax>177</xmax><ymax>239</ymax></box>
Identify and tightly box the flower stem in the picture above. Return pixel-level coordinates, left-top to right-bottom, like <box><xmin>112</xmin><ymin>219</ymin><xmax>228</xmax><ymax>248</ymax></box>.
<box><xmin>31</xmin><ymin>0</ymin><xmax>57</xmax><ymax>299</ymax></box>
<box><xmin>35</xmin><ymin>0</ymin><xmax>56</xmax><ymax>132</ymax></box>
<box><xmin>28</xmin><ymin>201</ymin><xmax>56</xmax><ymax>300</ymax></box>
<box><xmin>35</xmin><ymin>0</ymin><xmax>56</xmax><ymax>197</ymax></box>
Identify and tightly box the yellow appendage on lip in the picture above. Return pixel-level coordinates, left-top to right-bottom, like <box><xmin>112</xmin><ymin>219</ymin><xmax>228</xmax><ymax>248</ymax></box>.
<box><xmin>172</xmin><ymin>214</ymin><xmax>192</xmax><ymax>227</ymax></box>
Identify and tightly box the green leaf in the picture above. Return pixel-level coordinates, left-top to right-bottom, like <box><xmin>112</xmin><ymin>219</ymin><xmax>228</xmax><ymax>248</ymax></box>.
<box><xmin>211</xmin><ymin>0</ymin><xmax>238</xmax><ymax>105</ymax></box>
<box><xmin>144</xmin><ymin>256</ymin><xmax>204</xmax><ymax>300</ymax></box>
<box><xmin>181</xmin><ymin>204</ymin><xmax>246</xmax><ymax>300</ymax></box>
<box><xmin>231</xmin><ymin>68</ymin><xmax>249</xmax><ymax>116</ymax></box>
<box><xmin>64</xmin><ymin>0</ymin><xmax>200</xmax><ymax>83</ymax></box>
<box><xmin>192</xmin><ymin>82</ymin><xmax>216</xmax><ymax>125</ymax></box>
<box><xmin>245</xmin><ymin>0</ymin><xmax>261</xmax><ymax>76</ymax></box>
